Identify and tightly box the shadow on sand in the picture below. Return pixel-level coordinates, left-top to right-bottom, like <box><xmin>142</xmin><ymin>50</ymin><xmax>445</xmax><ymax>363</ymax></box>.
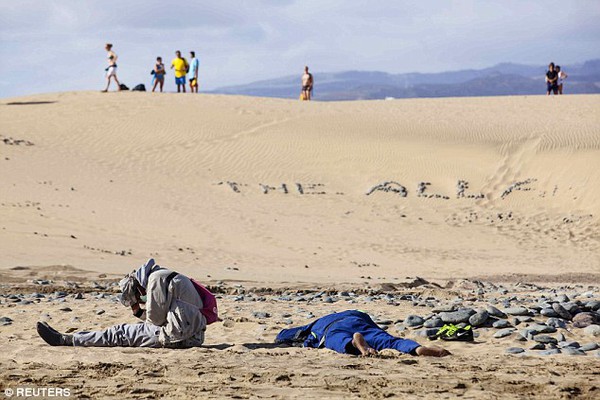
<box><xmin>5</xmin><ymin>101</ymin><xmax>57</xmax><ymax>106</ymax></box>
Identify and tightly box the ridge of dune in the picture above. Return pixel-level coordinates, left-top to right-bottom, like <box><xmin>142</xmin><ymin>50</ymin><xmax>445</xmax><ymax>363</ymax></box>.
<box><xmin>1</xmin><ymin>92</ymin><xmax>599</xmax><ymax>284</ymax></box>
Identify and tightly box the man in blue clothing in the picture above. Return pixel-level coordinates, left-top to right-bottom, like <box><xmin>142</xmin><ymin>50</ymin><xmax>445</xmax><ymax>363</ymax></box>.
<box><xmin>189</xmin><ymin>51</ymin><xmax>199</xmax><ymax>93</ymax></box>
<box><xmin>276</xmin><ymin>310</ymin><xmax>450</xmax><ymax>357</ymax></box>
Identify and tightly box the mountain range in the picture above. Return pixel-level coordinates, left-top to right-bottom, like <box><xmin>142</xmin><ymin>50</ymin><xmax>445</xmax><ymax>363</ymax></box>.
<box><xmin>211</xmin><ymin>59</ymin><xmax>600</xmax><ymax>101</ymax></box>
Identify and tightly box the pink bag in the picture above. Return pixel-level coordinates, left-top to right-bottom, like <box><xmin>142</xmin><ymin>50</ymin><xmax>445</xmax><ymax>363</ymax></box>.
<box><xmin>190</xmin><ymin>278</ymin><xmax>220</xmax><ymax>324</ymax></box>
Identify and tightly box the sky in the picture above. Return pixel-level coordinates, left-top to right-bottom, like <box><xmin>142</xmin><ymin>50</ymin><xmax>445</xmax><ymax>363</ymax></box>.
<box><xmin>0</xmin><ymin>0</ymin><xmax>599</xmax><ymax>98</ymax></box>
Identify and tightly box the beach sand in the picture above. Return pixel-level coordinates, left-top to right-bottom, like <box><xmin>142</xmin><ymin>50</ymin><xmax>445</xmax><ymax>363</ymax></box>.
<box><xmin>0</xmin><ymin>92</ymin><xmax>599</xmax><ymax>398</ymax></box>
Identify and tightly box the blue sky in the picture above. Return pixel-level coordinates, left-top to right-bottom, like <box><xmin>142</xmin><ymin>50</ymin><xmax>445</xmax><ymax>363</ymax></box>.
<box><xmin>0</xmin><ymin>0</ymin><xmax>599</xmax><ymax>98</ymax></box>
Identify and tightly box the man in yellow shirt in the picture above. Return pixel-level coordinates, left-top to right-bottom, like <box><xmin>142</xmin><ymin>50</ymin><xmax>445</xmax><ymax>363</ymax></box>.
<box><xmin>171</xmin><ymin>51</ymin><xmax>189</xmax><ymax>93</ymax></box>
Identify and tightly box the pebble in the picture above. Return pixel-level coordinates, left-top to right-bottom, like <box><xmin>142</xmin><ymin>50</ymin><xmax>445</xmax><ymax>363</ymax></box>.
<box><xmin>585</xmin><ymin>301</ymin><xmax>600</xmax><ymax>311</ymax></box>
<box><xmin>530</xmin><ymin>343</ymin><xmax>545</xmax><ymax>350</ymax></box>
<box><xmin>59</xmin><ymin>307</ymin><xmax>72</xmax><ymax>312</ymax></box>
<box><xmin>486</xmin><ymin>305</ymin><xmax>507</xmax><ymax>319</ymax></box>
<box><xmin>503</xmin><ymin>307</ymin><xmax>530</xmax><ymax>316</ymax></box>
<box><xmin>414</xmin><ymin>328</ymin><xmax>439</xmax><ymax>338</ymax></box>
<box><xmin>560</xmin><ymin>347</ymin><xmax>585</xmax><ymax>356</ymax></box>
<box><xmin>492</xmin><ymin>319</ymin><xmax>511</xmax><ymax>329</ymax></box>
<box><xmin>252</xmin><ymin>312</ymin><xmax>271</xmax><ymax>319</ymax></box>
<box><xmin>493</xmin><ymin>328</ymin><xmax>514</xmax><ymax>339</ymax></box>
<box><xmin>432</xmin><ymin>304</ymin><xmax>456</xmax><ymax>313</ymax></box>
<box><xmin>552</xmin><ymin>303</ymin><xmax>572</xmax><ymax>320</ymax></box>
<box><xmin>0</xmin><ymin>317</ymin><xmax>13</xmax><ymax>326</ymax></box>
<box><xmin>424</xmin><ymin>317</ymin><xmax>444</xmax><ymax>328</ymax></box>
<box><xmin>539</xmin><ymin>349</ymin><xmax>561</xmax><ymax>355</ymax></box>
<box><xmin>559</xmin><ymin>341</ymin><xmax>579</xmax><ymax>348</ymax></box>
<box><xmin>572</xmin><ymin>312</ymin><xmax>597</xmax><ymax>328</ymax></box>
<box><xmin>505</xmin><ymin>347</ymin><xmax>525</xmax><ymax>354</ymax></box>
<box><xmin>579</xmin><ymin>343</ymin><xmax>599</xmax><ymax>352</ymax></box>
<box><xmin>583</xmin><ymin>325</ymin><xmax>600</xmax><ymax>337</ymax></box>
<box><xmin>554</xmin><ymin>294</ymin><xmax>570</xmax><ymax>303</ymax></box>
<box><xmin>469</xmin><ymin>310</ymin><xmax>489</xmax><ymax>327</ymax></box>
<box><xmin>556</xmin><ymin>332</ymin><xmax>565</xmax><ymax>342</ymax></box>
<box><xmin>528</xmin><ymin>324</ymin><xmax>556</xmax><ymax>334</ymax></box>
<box><xmin>540</xmin><ymin>308</ymin><xmax>558</xmax><ymax>317</ymax></box>
<box><xmin>96</xmin><ymin>309</ymin><xmax>105</xmax><ymax>315</ymax></box>
<box><xmin>546</xmin><ymin>318</ymin><xmax>567</xmax><ymax>329</ymax></box>
<box><xmin>439</xmin><ymin>309</ymin><xmax>474</xmax><ymax>324</ymax></box>
<box><xmin>534</xmin><ymin>335</ymin><xmax>558</xmax><ymax>344</ymax></box>
<box><xmin>404</xmin><ymin>315</ymin><xmax>425</xmax><ymax>327</ymax></box>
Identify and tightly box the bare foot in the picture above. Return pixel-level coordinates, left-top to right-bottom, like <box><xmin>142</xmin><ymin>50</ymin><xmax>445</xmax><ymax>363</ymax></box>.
<box><xmin>415</xmin><ymin>346</ymin><xmax>451</xmax><ymax>357</ymax></box>
<box><xmin>352</xmin><ymin>332</ymin><xmax>378</xmax><ymax>356</ymax></box>
<box><xmin>100</xmin><ymin>90</ymin><xmax>108</xmax><ymax>93</ymax></box>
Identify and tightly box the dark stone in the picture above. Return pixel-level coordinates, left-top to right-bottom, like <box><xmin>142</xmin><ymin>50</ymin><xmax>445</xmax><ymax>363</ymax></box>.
<box><xmin>424</xmin><ymin>317</ymin><xmax>444</xmax><ymax>328</ymax></box>
<box><xmin>469</xmin><ymin>310</ymin><xmax>489</xmax><ymax>327</ymax></box>
<box><xmin>505</xmin><ymin>347</ymin><xmax>525</xmax><ymax>354</ymax></box>
<box><xmin>0</xmin><ymin>317</ymin><xmax>13</xmax><ymax>326</ymax></box>
<box><xmin>561</xmin><ymin>347</ymin><xmax>585</xmax><ymax>356</ymax></box>
<box><xmin>539</xmin><ymin>349</ymin><xmax>561</xmax><ymax>355</ymax></box>
<box><xmin>552</xmin><ymin>303</ymin><xmax>572</xmax><ymax>320</ymax></box>
<box><xmin>486</xmin><ymin>306</ymin><xmax>507</xmax><ymax>319</ymax></box>
<box><xmin>493</xmin><ymin>328</ymin><xmax>514</xmax><ymax>338</ymax></box>
<box><xmin>404</xmin><ymin>315</ymin><xmax>425</xmax><ymax>327</ymax></box>
<box><xmin>504</xmin><ymin>307</ymin><xmax>530</xmax><ymax>316</ymax></box>
<box><xmin>252</xmin><ymin>312</ymin><xmax>271</xmax><ymax>319</ymax></box>
<box><xmin>580</xmin><ymin>343</ymin><xmax>599</xmax><ymax>352</ymax></box>
<box><xmin>534</xmin><ymin>335</ymin><xmax>558</xmax><ymax>344</ymax></box>
<box><xmin>530</xmin><ymin>343</ymin><xmax>545</xmax><ymax>350</ymax></box>
<box><xmin>492</xmin><ymin>319</ymin><xmax>511</xmax><ymax>329</ymax></box>
<box><xmin>439</xmin><ymin>309</ymin><xmax>475</xmax><ymax>324</ymax></box>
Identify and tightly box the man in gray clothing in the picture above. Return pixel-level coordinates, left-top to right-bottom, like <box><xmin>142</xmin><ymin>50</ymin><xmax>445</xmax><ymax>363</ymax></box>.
<box><xmin>37</xmin><ymin>259</ymin><xmax>206</xmax><ymax>348</ymax></box>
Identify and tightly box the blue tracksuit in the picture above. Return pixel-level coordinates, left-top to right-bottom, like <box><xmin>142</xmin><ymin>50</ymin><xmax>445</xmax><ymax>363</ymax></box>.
<box><xmin>276</xmin><ymin>310</ymin><xmax>420</xmax><ymax>355</ymax></box>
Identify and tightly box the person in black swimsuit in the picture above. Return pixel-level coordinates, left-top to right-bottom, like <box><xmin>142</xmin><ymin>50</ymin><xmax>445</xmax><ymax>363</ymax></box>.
<box><xmin>546</xmin><ymin>62</ymin><xmax>558</xmax><ymax>96</ymax></box>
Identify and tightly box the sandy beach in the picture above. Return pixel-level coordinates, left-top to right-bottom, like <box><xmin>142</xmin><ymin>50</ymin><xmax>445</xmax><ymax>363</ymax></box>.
<box><xmin>1</xmin><ymin>92</ymin><xmax>599</xmax><ymax>399</ymax></box>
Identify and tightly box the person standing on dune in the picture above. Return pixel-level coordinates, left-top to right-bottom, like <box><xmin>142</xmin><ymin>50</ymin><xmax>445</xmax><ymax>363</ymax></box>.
<box><xmin>171</xmin><ymin>51</ymin><xmax>189</xmax><ymax>93</ymax></box>
<box><xmin>301</xmin><ymin>66</ymin><xmax>314</xmax><ymax>100</ymax></box>
<box><xmin>189</xmin><ymin>51</ymin><xmax>199</xmax><ymax>93</ymax></box>
<box><xmin>102</xmin><ymin>43</ymin><xmax>121</xmax><ymax>92</ymax></box>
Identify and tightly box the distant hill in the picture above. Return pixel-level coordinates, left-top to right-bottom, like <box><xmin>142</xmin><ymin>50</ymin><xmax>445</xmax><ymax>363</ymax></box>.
<box><xmin>211</xmin><ymin>59</ymin><xmax>600</xmax><ymax>100</ymax></box>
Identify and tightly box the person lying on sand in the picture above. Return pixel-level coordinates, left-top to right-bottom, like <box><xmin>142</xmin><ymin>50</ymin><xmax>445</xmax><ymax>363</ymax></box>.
<box><xmin>276</xmin><ymin>310</ymin><xmax>450</xmax><ymax>357</ymax></box>
<box><xmin>37</xmin><ymin>259</ymin><xmax>207</xmax><ymax>348</ymax></box>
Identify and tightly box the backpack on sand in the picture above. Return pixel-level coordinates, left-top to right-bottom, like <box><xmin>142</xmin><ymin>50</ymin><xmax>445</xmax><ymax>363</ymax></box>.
<box><xmin>132</xmin><ymin>84</ymin><xmax>146</xmax><ymax>92</ymax></box>
<box><xmin>119</xmin><ymin>83</ymin><xmax>129</xmax><ymax>91</ymax></box>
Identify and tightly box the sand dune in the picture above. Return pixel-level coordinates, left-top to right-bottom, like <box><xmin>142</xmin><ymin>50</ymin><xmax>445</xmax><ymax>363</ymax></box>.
<box><xmin>1</xmin><ymin>92</ymin><xmax>598</xmax><ymax>283</ymax></box>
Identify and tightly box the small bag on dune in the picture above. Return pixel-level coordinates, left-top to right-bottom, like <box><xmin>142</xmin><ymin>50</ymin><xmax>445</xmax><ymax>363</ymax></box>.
<box><xmin>190</xmin><ymin>279</ymin><xmax>220</xmax><ymax>324</ymax></box>
<box><xmin>132</xmin><ymin>84</ymin><xmax>146</xmax><ymax>92</ymax></box>
<box><xmin>119</xmin><ymin>83</ymin><xmax>129</xmax><ymax>91</ymax></box>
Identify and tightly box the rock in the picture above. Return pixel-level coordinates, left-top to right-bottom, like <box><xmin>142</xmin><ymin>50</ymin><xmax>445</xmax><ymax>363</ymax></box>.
<box><xmin>414</xmin><ymin>328</ymin><xmax>439</xmax><ymax>338</ymax></box>
<box><xmin>530</xmin><ymin>343</ymin><xmax>545</xmax><ymax>350</ymax></box>
<box><xmin>585</xmin><ymin>301</ymin><xmax>600</xmax><ymax>311</ymax></box>
<box><xmin>534</xmin><ymin>335</ymin><xmax>558</xmax><ymax>344</ymax></box>
<box><xmin>559</xmin><ymin>341</ymin><xmax>579</xmax><ymax>348</ymax></box>
<box><xmin>493</xmin><ymin>328</ymin><xmax>514</xmax><ymax>339</ymax></box>
<box><xmin>322</xmin><ymin>297</ymin><xmax>334</xmax><ymax>304</ymax></box>
<box><xmin>572</xmin><ymin>312</ymin><xmax>598</xmax><ymax>328</ymax></box>
<box><xmin>539</xmin><ymin>349</ymin><xmax>561</xmax><ymax>355</ymax></box>
<box><xmin>73</xmin><ymin>293</ymin><xmax>84</xmax><ymax>300</ymax></box>
<box><xmin>59</xmin><ymin>307</ymin><xmax>72</xmax><ymax>312</ymax></box>
<box><xmin>439</xmin><ymin>309</ymin><xmax>475</xmax><ymax>324</ymax></box>
<box><xmin>486</xmin><ymin>306</ymin><xmax>507</xmax><ymax>319</ymax></box>
<box><xmin>493</xmin><ymin>319</ymin><xmax>511</xmax><ymax>329</ymax></box>
<box><xmin>552</xmin><ymin>303</ymin><xmax>572</xmax><ymax>320</ymax></box>
<box><xmin>514</xmin><ymin>334</ymin><xmax>527</xmax><ymax>342</ymax></box>
<box><xmin>557</xmin><ymin>332</ymin><xmax>566</xmax><ymax>342</ymax></box>
<box><xmin>520</xmin><ymin>329</ymin><xmax>537</xmax><ymax>340</ymax></box>
<box><xmin>503</xmin><ymin>307</ymin><xmax>530</xmax><ymax>316</ymax></box>
<box><xmin>561</xmin><ymin>347</ymin><xmax>585</xmax><ymax>356</ymax></box>
<box><xmin>424</xmin><ymin>317</ymin><xmax>444</xmax><ymax>328</ymax></box>
<box><xmin>554</xmin><ymin>294</ymin><xmax>570</xmax><ymax>303</ymax></box>
<box><xmin>252</xmin><ymin>312</ymin><xmax>271</xmax><ymax>319</ymax></box>
<box><xmin>95</xmin><ymin>309</ymin><xmax>105</xmax><ymax>315</ymax></box>
<box><xmin>0</xmin><ymin>317</ymin><xmax>13</xmax><ymax>326</ymax></box>
<box><xmin>432</xmin><ymin>304</ymin><xmax>456</xmax><ymax>313</ymax></box>
<box><xmin>404</xmin><ymin>315</ymin><xmax>425</xmax><ymax>327</ymax></box>
<box><xmin>505</xmin><ymin>347</ymin><xmax>525</xmax><ymax>354</ymax></box>
<box><xmin>546</xmin><ymin>318</ymin><xmax>567</xmax><ymax>329</ymax></box>
<box><xmin>469</xmin><ymin>310</ymin><xmax>489</xmax><ymax>327</ymax></box>
<box><xmin>528</xmin><ymin>324</ymin><xmax>556</xmax><ymax>334</ymax></box>
<box><xmin>583</xmin><ymin>325</ymin><xmax>600</xmax><ymax>337</ymax></box>
<box><xmin>541</xmin><ymin>308</ymin><xmax>559</xmax><ymax>318</ymax></box>
<box><xmin>579</xmin><ymin>343</ymin><xmax>599</xmax><ymax>352</ymax></box>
